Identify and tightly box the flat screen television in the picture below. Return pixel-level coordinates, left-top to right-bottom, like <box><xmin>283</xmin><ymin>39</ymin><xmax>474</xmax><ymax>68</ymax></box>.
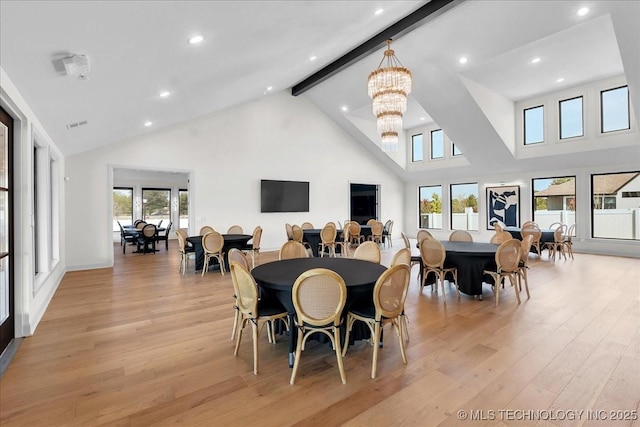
<box><xmin>261</xmin><ymin>179</ymin><xmax>309</xmax><ymax>213</ymax></box>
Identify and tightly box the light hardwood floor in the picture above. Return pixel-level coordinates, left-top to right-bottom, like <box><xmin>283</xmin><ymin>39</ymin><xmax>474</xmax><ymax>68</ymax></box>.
<box><xmin>1</xmin><ymin>240</ymin><xmax>639</xmax><ymax>426</ymax></box>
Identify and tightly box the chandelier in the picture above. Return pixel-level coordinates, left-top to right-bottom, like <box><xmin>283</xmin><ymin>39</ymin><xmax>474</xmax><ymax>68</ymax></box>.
<box><xmin>367</xmin><ymin>39</ymin><xmax>412</xmax><ymax>152</ymax></box>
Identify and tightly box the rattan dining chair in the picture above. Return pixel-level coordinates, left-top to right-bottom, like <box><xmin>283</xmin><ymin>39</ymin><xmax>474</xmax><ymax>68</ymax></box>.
<box><xmin>521</xmin><ymin>225</ymin><xmax>542</xmax><ymax>257</ymax></box>
<box><xmin>390</xmin><ymin>247</ymin><xmax>412</xmax><ymax>342</ymax></box>
<box><xmin>176</xmin><ymin>231</ymin><xmax>195</xmax><ymax>275</ymax></box>
<box><xmin>342</xmin><ymin>264</ymin><xmax>411</xmax><ymax>378</ymax></box>
<box><xmin>136</xmin><ymin>224</ymin><xmax>158</xmax><ymax>254</ymax></box>
<box><xmin>563</xmin><ymin>224</ymin><xmax>575</xmax><ymax>259</ymax></box>
<box><xmin>416</xmin><ymin>229</ymin><xmax>433</xmax><ymax>246</ymax></box>
<box><xmin>449</xmin><ymin>230</ymin><xmax>473</xmax><ymax>242</ymax></box>
<box><xmin>348</xmin><ymin>222</ymin><xmax>364</xmax><ymax>247</ymax></box>
<box><xmin>543</xmin><ymin>224</ymin><xmax>567</xmax><ymax>261</ymax></box>
<box><xmin>290</xmin><ymin>268</ymin><xmax>348</xmax><ymax>384</ymax></box>
<box><xmin>368</xmin><ymin>221</ymin><xmax>384</xmax><ymax>245</ymax></box>
<box><xmin>483</xmin><ymin>239</ymin><xmax>522</xmax><ymax>306</ymax></box>
<box><xmin>244</xmin><ymin>226</ymin><xmax>263</xmax><ymax>268</ymax></box>
<box><xmin>420</xmin><ymin>238</ymin><xmax>459</xmax><ymax>297</ymax></box>
<box><xmin>318</xmin><ymin>222</ymin><xmax>337</xmax><ymax>258</ymax></box>
<box><xmin>335</xmin><ymin>222</ymin><xmax>351</xmax><ymax>257</ymax></box>
<box><xmin>279</xmin><ymin>241</ymin><xmax>309</xmax><ymax>260</ymax></box>
<box><xmin>284</xmin><ymin>223</ymin><xmax>294</xmax><ymax>240</ymax></box>
<box><xmin>199</xmin><ymin>225</ymin><xmax>215</xmax><ymax>235</ymax></box>
<box><xmin>300</xmin><ymin>222</ymin><xmax>314</xmax><ymax>230</ymax></box>
<box><xmin>353</xmin><ymin>241</ymin><xmax>381</xmax><ymax>264</ymax></box>
<box><xmin>517</xmin><ymin>235</ymin><xmax>533</xmax><ymax>300</ymax></box>
<box><xmin>228</xmin><ymin>248</ymin><xmax>251</xmax><ymax>342</ymax></box>
<box><xmin>227</xmin><ymin>225</ymin><xmax>244</xmax><ymax>234</ymax></box>
<box><xmin>230</xmin><ymin>263</ymin><xmax>289</xmax><ymax>375</ymax></box>
<box><xmin>202</xmin><ymin>231</ymin><xmax>225</xmax><ymax>276</ymax></box>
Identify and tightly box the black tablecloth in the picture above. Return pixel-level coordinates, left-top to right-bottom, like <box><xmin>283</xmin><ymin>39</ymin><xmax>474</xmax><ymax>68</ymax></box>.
<box><xmin>440</xmin><ymin>241</ymin><xmax>498</xmax><ymax>296</ymax></box>
<box><xmin>504</xmin><ymin>226</ymin><xmax>555</xmax><ymax>252</ymax></box>
<box><xmin>252</xmin><ymin>257</ymin><xmax>387</xmax><ymax>366</ymax></box>
<box><xmin>187</xmin><ymin>234</ymin><xmax>253</xmax><ymax>271</ymax></box>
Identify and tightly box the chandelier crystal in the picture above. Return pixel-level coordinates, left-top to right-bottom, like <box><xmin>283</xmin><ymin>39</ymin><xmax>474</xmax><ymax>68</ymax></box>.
<box><xmin>368</xmin><ymin>39</ymin><xmax>412</xmax><ymax>152</ymax></box>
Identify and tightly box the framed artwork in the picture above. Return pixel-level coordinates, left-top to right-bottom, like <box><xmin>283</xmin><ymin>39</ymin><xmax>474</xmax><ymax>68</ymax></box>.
<box><xmin>486</xmin><ymin>185</ymin><xmax>520</xmax><ymax>229</ymax></box>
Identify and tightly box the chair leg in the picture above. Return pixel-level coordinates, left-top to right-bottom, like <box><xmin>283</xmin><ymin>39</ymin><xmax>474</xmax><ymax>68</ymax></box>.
<box><xmin>400</xmin><ymin>313</ymin><xmax>410</xmax><ymax>342</ymax></box>
<box><xmin>231</xmin><ymin>305</ymin><xmax>239</xmax><ymax>341</ymax></box>
<box><xmin>290</xmin><ymin>328</ymin><xmax>305</xmax><ymax>385</ymax></box>
<box><xmin>371</xmin><ymin>322</ymin><xmax>381</xmax><ymax>379</ymax></box>
<box><xmin>334</xmin><ymin>327</ymin><xmax>347</xmax><ymax>384</ymax></box>
<box><xmin>396</xmin><ymin>320</ymin><xmax>407</xmax><ymax>365</ymax></box>
<box><xmin>252</xmin><ymin>322</ymin><xmax>259</xmax><ymax>375</ymax></box>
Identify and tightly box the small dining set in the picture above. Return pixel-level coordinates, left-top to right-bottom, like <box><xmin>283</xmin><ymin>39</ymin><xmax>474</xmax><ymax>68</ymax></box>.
<box><xmin>118</xmin><ymin>219</ymin><xmax>171</xmax><ymax>254</ymax></box>
<box><xmin>176</xmin><ymin>224</ymin><xmax>261</xmax><ymax>276</ymax></box>
<box><xmin>404</xmin><ymin>227</ymin><xmax>533</xmax><ymax>306</ymax></box>
<box><xmin>226</xmin><ymin>220</ymin><xmax>409</xmax><ymax>385</ymax></box>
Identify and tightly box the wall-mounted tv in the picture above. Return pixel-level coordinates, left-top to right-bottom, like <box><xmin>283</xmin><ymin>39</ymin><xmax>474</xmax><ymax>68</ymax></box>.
<box><xmin>261</xmin><ymin>179</ymin><xmax>309</xmax><ymax>213</ymax></box>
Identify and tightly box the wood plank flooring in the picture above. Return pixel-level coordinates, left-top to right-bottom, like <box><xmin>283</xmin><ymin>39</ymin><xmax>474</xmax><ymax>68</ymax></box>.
<box><xmin>1</xmin><ymin>240</ymin><xmax>638</xmax><ymax>426</ymax></box>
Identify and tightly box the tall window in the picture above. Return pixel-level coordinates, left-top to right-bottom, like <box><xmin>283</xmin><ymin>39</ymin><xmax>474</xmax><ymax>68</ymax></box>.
<box><xmin>532</xmin><ymin>176</ymin><xmax>576</xmax><ymax>228</ymax></box>
<box><xmin>418</xmin><ymin>185</ymin><xmax>442</xmax><ymax>229</ymax></box>
<box><xmin>142</xmin><ymin>188</ymin><xmax>171</xmax><ymax>226</ymax></box>
<box><xmin>559</xmin><ymin>96</ymin><xmax>583</xmax><ymax>139</ymax></box>
<box><xmin>450</xmin><ymin>183</ymin><xmax>478</xmax><ymax>231</ymax></box>
<box><xmin>411</xmin><ymin>134</ymin><xmax>423</xmax><ymax>162</ymax></box>
<box><xmin>524</xmin><ymin>105</ymin><xmax>544</xmax><ymax>145</ymax></box>
<box><xmin>452</xmin><ymin>143</ymin><xmax>462</xmax><ymax>156</ymax></box>
<box><xmin>113</xmin><ymin>187</ymin><xmax>133</xmax><ymax>231</ymax></box>
<box><xmin>601</xmin><ymin>86</ymin><xmax>630</xmax><ymax>133</ymax></box>
<box><xmin>431</xmin><ymin>129</ymin><xmax>444</xmax><ymax>159</ymax></box>
<box><xmin>179</xmin><ymin>189</ymin><xmax>189</xmax><ymax>229</ymax></box>
<box><xmin>591</xmin><ymin>171</ymin><xmax>640</xmax><ymax>240</ymax></box>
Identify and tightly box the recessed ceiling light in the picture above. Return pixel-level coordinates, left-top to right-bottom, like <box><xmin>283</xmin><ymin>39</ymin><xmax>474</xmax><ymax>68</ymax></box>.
<box><xmin>159</xmin><ymin>91</ymin><xmax>171</xmax><ymax>98</ymax></box>
<box><xmin>144</xmin><ymin>121</ymin><xmax>153</xmax><ymax>127</ymax></box>
<box><xmin>530</xmin><ymin>57</ymin><xmax>541</xmax><ymax>64</ymax></box>
<box><xmin>188</xmin><ymin>35</ymin><xmax>204</xmax><ymax>44</ymax></box>
<box><xmin>459</xmin><ymin>57</ymin><xmax>468</xmax><ymax>64</ymax></box>
<box><xmin>420</xmin><ymin>117</ymin><xmax>426</xmax><ymax>121</ymax></box>
<box><xmin>266</xmin><ymin>86</ymin><xmax>273</xmax><ymax>91</ymax></box>
<box><xmin>374</xmin><ymin>9</ymin><xmax>384</xmax><ymax>15</ymax></box>
<box><xmin>577</xmin><ymin>7</ymin><xmax>589</xmax><ymax>16</ymax></box>
<box><xmin>556</xmin><ymin>78</ymin><xmax>565</xmax><ymax>83</ymax></box>
<box><xmin>341</xmin><ymin>106</ymin><xmax>349</xmax><ymax>112</ymax></box>
<box><xmin>309</xmin><ymin>55</ymin><xmax>317</xmax><ymax>61</ymax></box>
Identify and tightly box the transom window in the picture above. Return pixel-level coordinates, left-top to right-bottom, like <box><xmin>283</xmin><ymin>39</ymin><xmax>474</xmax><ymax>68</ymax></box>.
<box><xmin>430</xmin><ymin>129</ymin><xmax>444</xmax><ymax>159</ymax></box>
<box><xmin>601</xmin><ymin>86</ymin><xmax>630</xmax><ymax>133</ymax></box>
<box><xmin>524</xmin><ymin>105</ymin><xmax>544</xmax><ymax>145</ymax></box>
<box><xmin>559</xmin><ymin>96</ymin><xmax>583</xmax><ymax>139</ymax></box>
<box><xmin>411</xmin><ymin>134</ymin><xmax>423</xmax><ymax>162</ymax></box>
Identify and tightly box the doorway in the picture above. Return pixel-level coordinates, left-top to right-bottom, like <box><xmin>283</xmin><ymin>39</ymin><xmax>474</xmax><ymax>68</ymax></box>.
<box><xmin>350</xmin><ymin>183</ymin><xmax>378</xmax><ymax>225</ymax></box>
<box><xmin>0</xmin><ymin>106</ymin><xmax>14</xmax><ymax>358</ymax></box>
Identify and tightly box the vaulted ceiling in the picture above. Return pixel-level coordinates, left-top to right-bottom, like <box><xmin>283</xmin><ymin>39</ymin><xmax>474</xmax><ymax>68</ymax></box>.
<box><xmin>1</xmin><ymin>1</ymin><xmax>638</xmax><ymax>180</ymax></box>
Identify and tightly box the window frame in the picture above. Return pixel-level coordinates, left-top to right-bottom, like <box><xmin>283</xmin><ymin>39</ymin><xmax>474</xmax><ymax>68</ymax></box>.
<box><xmin>430</xmin><ymin>129</ymin><xmax>444</xmax><ymax>160</ymax></box>
<box><xmin>141</xmin><ymin>187</ymin><xmax>172</xmax><ymax>226</ymax></box>
<box><xmin>531</xmin><ymin>176</ymin><xmax>576</xmax><ymax>229</ymax></box>
<box><xmin>449</xmin><ymin>182</ymin><xmax>479</xmax><ymax>231</ymax></box>
<box><xmin>411</xmin><ymin>133</ymin><xmax>424</xmax><ymax>162</ymax></box>
<box><xmin>600</xmin><ymin>85</ymin><xmax>630</xmax><ymax>134</ymax></box>
<box><xmin>591</xmin><ymin>171</ymin><xmax>640</xmax><ymax>240</ymax></box>
<box><xmin>559</xmin><ymin>96</ymin><xmax>584</xmax><ymax>140</ymax></box>
<box><xmin>113</xmin><ymin>187</ymin><xmax>134</xmax><ymax>231</ymax></box>
<box><xmin>418</xmin><ymin>185</ymin><xmax>442</xmax><ymax>230</ymax></box>
<box><xmin>523</xmin><ymin>105</ymin><xmax>544</xmax><ymax>145</ymax></box>
<box><xmin>452</xmin><ymin>143</ymin><xmax>462</xmax><ymax>157</ymax></box>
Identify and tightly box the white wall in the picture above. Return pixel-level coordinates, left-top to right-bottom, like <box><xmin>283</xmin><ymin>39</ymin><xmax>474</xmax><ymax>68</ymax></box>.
<box><xmin>1</xmin><ymin>67</ymin><xmax>66</xmax><ymax>336</ymax></box>
<box><xmin>65</xmin><ymin>91</ymin><xmax>405</xmax><ymax>270</ymax></box>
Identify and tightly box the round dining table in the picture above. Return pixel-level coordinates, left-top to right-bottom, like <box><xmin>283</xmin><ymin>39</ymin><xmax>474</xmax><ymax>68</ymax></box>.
<box><xmin>186</xmin><ymin>234</ymin><xmax>253</xmax><ymax>272</ymax></box>
<box><xmin>439</xmin><ymin>241</ymin><xmax>498</xmax><ymax>298</ymax></box>
<box><xmin>252</xmin><ymin>257</ymin><xmax>387</xmax><ymax>367</ymax></box>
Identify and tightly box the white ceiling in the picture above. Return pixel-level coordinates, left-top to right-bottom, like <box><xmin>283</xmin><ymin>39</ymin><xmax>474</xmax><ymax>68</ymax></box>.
<box><xmin>1</xmin><ymin>0</ymin><xmax>639</xmax><ymax>168</ymax></box>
